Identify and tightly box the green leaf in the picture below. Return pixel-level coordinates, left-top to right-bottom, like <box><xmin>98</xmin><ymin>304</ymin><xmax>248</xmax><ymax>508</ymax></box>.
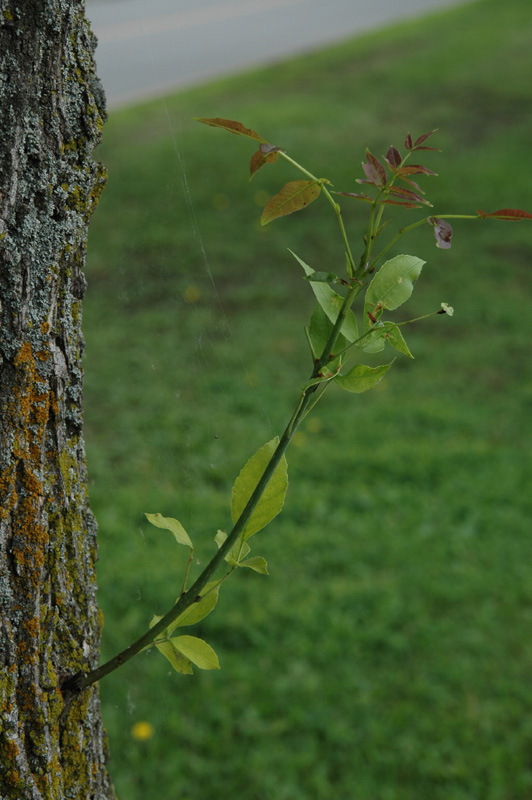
<box><xmin>308</xmin><ymin>305</ymin><xmax>347</xmax><ymax>362</ymax></box>
<box><xmin>335</xmin><ymin>362</ymin><xmax>393</xmax><ymax>393</ymax></box>
<box><xmin>381</xmin><ymin>323</ymin><xmax>414</xmax><ymax>358</ymax></box>
<box><xmin>214</xmin><ymin>531</ymin><xmax>267</xmax><ymax>572</ymax></box>
<box><xmin>364</xmin><ymin>254</ymin><xmax>425</xmax><ymax>326</ymax></box>
<box><xmin>362</xmin><ymin>322</ymin><xmax>413</xmax><ymax>358</ymax></box>
<box><xmin>290</xmin><ymin>250</ymin><xmax>358</xmax><ymax>342</ymax></box>
<box><xmin>195</xmin><ymin>117</ymin><xmax>265</xmax><ymax>142</ymax></box>
<box><xmin>231</xmin><ymin>438</ymin><xmax>288</xmax><ymax>540</ymax></box>
<box><xmin>170</xmin><ymin>581</ymin><xmax>220</xmax><ymax>631</ymax></box>
<box><xmin>215</xmin><ymin>530</ymin><xmax>250</xmax><ymax>565</ymax></box>
<box><xmin>145</xmin><ymin>513</ymin><xmax>193</xmax><ymax>549</ymax></box>
<box><xmin>171</xmin><ymin>635</ymin><xmax>220</xmax><ymax>670</ymax></box>
<box><xmin>261</xmin><ymin>181</ymin><xmax>321</xmax><ymax>225</ymax></box>
<box><xmin>155</xmin><ymin>638</ymin><xmax>193</xmax><ymax>674</ymax></box>
<box><xmin>239</xmin><ymin>556</ymin><xmax>269</xmax><ymax>575</ymax></box>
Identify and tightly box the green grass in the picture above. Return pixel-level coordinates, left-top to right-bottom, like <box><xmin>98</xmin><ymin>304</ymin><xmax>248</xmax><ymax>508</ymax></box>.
<box><xmin>84</xmin><ymin>0</ymin><xmax>532</xmax><ymax>797</ymax></box>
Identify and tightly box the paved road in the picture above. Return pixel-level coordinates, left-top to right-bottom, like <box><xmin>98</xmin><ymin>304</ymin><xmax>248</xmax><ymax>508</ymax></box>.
<box><xmin>86</xmin><ymin>0</ymin><xmax>468</xmax><ymax>109</ymax></box>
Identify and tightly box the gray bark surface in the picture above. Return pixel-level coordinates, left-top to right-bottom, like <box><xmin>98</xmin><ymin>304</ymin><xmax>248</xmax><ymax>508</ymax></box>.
<box><xmin>0</xmin><ymin>1</ymin><xmax>114</xmax><ymax>797</ymax></box>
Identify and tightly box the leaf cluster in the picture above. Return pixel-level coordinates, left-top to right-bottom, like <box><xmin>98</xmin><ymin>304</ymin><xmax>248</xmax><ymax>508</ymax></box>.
<box><xmin>144</xmin><ymin>438</ymin><xmax>287</xmax><ymax>674</ymax></box>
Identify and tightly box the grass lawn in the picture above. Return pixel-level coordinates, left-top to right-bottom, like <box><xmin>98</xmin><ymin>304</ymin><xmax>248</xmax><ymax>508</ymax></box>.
<box><xmin>84</xmin><ymin>0</ymin><xmax>532</xmax><ymax>797</ymax></box>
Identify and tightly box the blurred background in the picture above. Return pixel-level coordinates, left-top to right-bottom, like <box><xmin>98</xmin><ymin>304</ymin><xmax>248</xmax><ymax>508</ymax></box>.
<box><xmin>83</xmin><ymin>0</ymin><xmax>532</xmax><ymax>798</ymax></box>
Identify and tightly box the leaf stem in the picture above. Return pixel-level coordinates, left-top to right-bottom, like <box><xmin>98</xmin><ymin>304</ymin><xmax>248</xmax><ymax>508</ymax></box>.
<box><xmin>279</xmin><ymin>151</ymin><xmax>357</xmax><ymax>276</ymax></box>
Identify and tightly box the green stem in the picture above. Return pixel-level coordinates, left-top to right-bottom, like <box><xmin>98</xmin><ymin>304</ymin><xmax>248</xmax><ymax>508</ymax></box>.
<box><xmin>316</xmin><ymin>282</ymin><xmax>364</xmax><ymax>371</ymax></box>
<box><xmin>279</xmin><ymin>152</ymin><xmax>357</xmax><ymax>276</ymax></box>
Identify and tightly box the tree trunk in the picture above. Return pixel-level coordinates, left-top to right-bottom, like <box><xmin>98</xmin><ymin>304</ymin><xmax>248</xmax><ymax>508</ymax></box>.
<box><xmin>0</xmin><ymin>1</ymin><xmax>115</xmax><ymax>797</ymax></box>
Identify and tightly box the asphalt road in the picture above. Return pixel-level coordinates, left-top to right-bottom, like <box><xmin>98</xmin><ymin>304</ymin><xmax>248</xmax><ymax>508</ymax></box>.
<box><xmin>86</xmin><ymin>0</ymin><xmax>468</xmax><ymax>109</ymax></box>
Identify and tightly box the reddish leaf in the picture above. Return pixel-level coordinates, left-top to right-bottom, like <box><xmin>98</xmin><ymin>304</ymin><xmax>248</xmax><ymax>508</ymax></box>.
<box><xmin>336</xmin><ymin>191</ymin><xmax>373</xmax><ymax>203</ymax></box>
<box><xmin>398</xmin><ymin>176</ymin><xmax>424</xmax><ymax>194</ymax></box>
<box><xmin>413</xmin><ymin>130</ymin><xmax>438</xmax><ymax>148</ymax></box>
<box><xmin>249</xmin><ymin>143</ymin><xmax>285</xmax><ymax>179</ymax></box>
<box><xmin>428</xmin><ymin>217</ymin><xmax>453</xmax><ymax>249</ymax></box>
<box><xmin>362</xmin><ymin>150</ymin><xmax>387</xmax><ymax>186</ymax></box>
<box><xmin>361</xmin><ymin>164</ymin><xmax>380</xmax><ymax>186</ymax></box>
<box><xmin>397</xmin><ymin>164</ymin><xmax>437</xmax><ymax>177</ymax></box>
<box><xmin>389</xmin><ymin>187</ymin><xmax>432</xmax><ymax>206</ymax></box>
<box><xmin>385</xmin><ymin>145</ymin><xmax>402</xmax><ymax>170</ymax></box>
<box><xmin>261</xmin><ymin>180</ymin><xmax>321</xmax><ymax>225</ymax></box>
<box><xmin>380</xmin><ymin>199</ymin><xmax>421</xmax><ymax>208</ymax></box>
<box><xmin>195</xmin><ymin>117</ymin><xmax>265</xmax><ymax>142</ymax></box>
<box><xmin>405</xmin><ymin>133</ymin><xmax>413</xmax><ymax>151</ymax></box>
<box><xmin>477</xmin><ymin>208</ymin><xmax>532</xmax><ymax>221</ymax></box>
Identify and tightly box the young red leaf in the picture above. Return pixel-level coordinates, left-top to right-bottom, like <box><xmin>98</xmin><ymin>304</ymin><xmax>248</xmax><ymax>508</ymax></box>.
<box><xmin>249</xmin><ymin>144</ymin><xmax>285</xmax><ymax>179</ymax></box>
<box><xmin>477</xmin><ymin>208</ymin><xmax>532</xmax><ymax>221</ymax></box>
<box><xmin>397</xmin><ymin>176</ymin><xmax>425</xmax><ymax>194</ymax></box>
<box><xmin>428</xmin><ymin>217</ymin><xmax>453</xmax><ymax>249</ymax></box>
<box><xmin>405</xmin><ymin>132</ymin><xmax>413</xmax><ymax>151</ymax></box>
<box><xmin>261</xmin><ymin>180</ymin><xmax>321</xmax><ymax>225</ymax></box>
<box><xmin>413</xmin><ymin>130</ymin><xmax>438</xmax><ymax>148</ymax></box>
<box><xmin>195</xmin><ymin>117</ymin><xmax>266</xmax><ymax>142</ymax></box>
<box><xmin>380</xmin><ymin>199</ymin><xmax>421</xmax><ymax>208</ymax></box>
<box><xmin>389</xmin><ymin>187</ymin><xmax>432</xmax><ymax>206</ymax></box>
<box><xmin>385</xmin><ymin>145</ymin><xmax>402</xmax><ymax>170</ymax></box>
<box><xmin>397</xmin><ymin>164</ymin><xmax>437</xmax><ymax>177</ymax></box>
<box><xmin>336</xmin><ymin>191</ymin><xmax>373</xmax><ymax>202</ymax></box>
<box><xmin>364</xmin><ymin>150</ymin><xmax>387</xmax><ymax>186</ymax></box>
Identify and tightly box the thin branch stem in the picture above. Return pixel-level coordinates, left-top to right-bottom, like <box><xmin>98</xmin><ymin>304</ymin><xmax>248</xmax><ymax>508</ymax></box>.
<box><xmin>279</xmin><ymin>151</ymin><xmax>357</xmax><ymax>276</ymax></box>
<box><xmin>369</xmin><ymin>213</ymin><xmax>481</xmax><ymax>271</ymax></box>
<box><xmin>65</xmin><ymin>364</ymin><xmax>331</xmax><ymax>694</ymax></box>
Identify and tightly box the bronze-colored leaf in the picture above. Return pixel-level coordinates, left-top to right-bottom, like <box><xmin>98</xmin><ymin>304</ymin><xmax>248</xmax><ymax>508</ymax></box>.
<box><xmin>249</xmin><ymin>145</ymin><xmax>283</xmax><ymax>179</ymax></box>
<box><xmin>385</xmin><ymin>145</ymin><xmax>402</xmax><ymax>170</ymax></box>
<box><xmin>413</xmin><ymin>130</ymin><xmax>438</xmax><ymax>148</ymax></box>
<box><xmin>261</xmin><ymin>181</ymin><xmax>321</xmax><ymax>225</ymax></box>
<box><xmin>195</xmin><ymin>117</ymin><xmax>265</xmax><ymax>142</ymax></box>
<box><xmin>397</xmin><ymin>175</ymin><xmax>424</xmax><ymax>194</ymax></box>
<box><xmin>477</xmin><ymin>208</ymin><xmax>532</xmax><ymax>221</ymax></box>
<box><xmin>397</xmin><ymin>165</ymin><xmax>437</xmax><ymax>177</ymax></box>
<box><xmin>380</xmin><ymin>199</ymin><xmax>421</xmax><ymax>208</ymax></box>
<box><xmin>336</xmin><ymin>191</ymin><xmax>373</xmax><ymax>202</ymax></box>
<box><xmin>389</xmin><ymin>187</ymin><xmax>432</xmax><ymax>206</ymax></box>
<box><xmin>405</xmin><ymin>132</ymin><xmax>413</xmax><ymax>150</ymax></box>
<box><xmin>364</xmin><ymin>150</ymin><xmax>387</xmax><ymax>186</ymax></box>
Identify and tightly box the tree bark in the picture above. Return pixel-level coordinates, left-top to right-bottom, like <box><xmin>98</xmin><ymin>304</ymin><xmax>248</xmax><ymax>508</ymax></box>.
<box><xmin>0</xmin><ymin>1</ymin><xmax>115</xmax><ymax>797</ymax></box>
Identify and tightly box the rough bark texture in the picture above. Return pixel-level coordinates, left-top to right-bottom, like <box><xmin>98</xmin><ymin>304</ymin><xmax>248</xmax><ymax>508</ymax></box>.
<box><xmin>0</xmin><ymin>1</ymin><xmax>114</xmax><ymax>797</ymax></box>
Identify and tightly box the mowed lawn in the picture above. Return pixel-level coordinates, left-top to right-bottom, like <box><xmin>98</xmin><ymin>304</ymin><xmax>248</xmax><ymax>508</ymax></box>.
<box><xmin>84</xmin><ymin>0</ymin><xmax>532</xmax><ymax>797</ymax></box>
